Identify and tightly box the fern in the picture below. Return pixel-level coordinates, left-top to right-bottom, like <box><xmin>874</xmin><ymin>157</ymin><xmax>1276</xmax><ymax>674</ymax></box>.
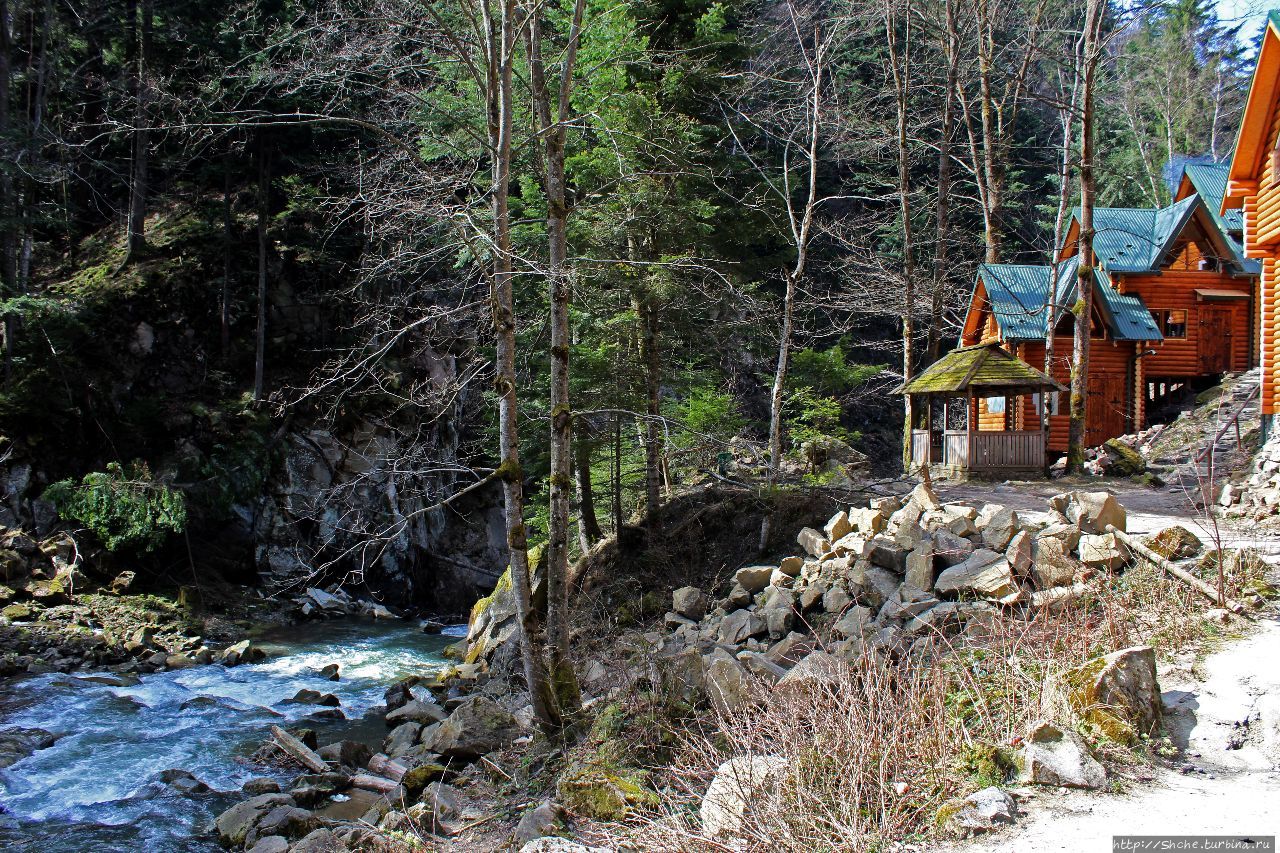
<box><xmin>45</xmin><ymin>461</ymin><xmax>187</xmax><ymax>553</ymax></box>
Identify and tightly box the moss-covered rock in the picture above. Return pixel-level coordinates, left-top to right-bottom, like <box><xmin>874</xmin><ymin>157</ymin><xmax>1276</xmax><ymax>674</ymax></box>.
<box><xmin>1058</xmin><ymin>646</ymin><xmax>1161</xmax><ymax>744</ymax></box>
<box><xmin>1143</xmin><ymin>526</ymin><xmax>1203</xmax><ymax>560</ymax></box>
<box><xmin>1101</xmin><ymin>439</ymin><xmax>1145</xmax><ymax>476</ymax></box>
<box><xmin>463</xmin><ymin>545</ymin><xmax>547</xmax><ymax>666</ymax></box>
<box><xmin>556</xmin><ymin>762</ymin><xmax>659</xmax><ymax>821</ymax></box>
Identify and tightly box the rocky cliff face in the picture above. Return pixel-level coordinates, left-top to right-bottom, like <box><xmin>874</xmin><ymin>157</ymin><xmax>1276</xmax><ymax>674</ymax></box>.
<box><xmin>252</xmin><ymin>420</ymin><xmax>508</xmax><ymax>612</ymax></box>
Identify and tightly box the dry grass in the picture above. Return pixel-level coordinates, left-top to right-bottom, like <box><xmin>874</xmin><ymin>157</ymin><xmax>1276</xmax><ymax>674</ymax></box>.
<box><xmin>587</xmin><ymin>550</ymin><xmax>1274</xmax><ymax>852</ymax></box>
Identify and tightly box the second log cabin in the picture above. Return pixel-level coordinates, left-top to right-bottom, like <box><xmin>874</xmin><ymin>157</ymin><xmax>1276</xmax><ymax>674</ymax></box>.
<box><xmin>958</xmin><ymin>168</ymin><xmax>1258</xmax><ymax>455</ymax></box>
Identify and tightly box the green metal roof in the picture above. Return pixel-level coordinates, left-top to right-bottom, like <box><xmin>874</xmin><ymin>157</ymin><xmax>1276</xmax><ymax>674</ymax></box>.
<box><xmin>1180</xmin><ymin>162</ymin><xmax>1260</xmax><ymax>274</ymax></box>
<box><xmin>898</xmin><ymin>343</ymin><xmax>1066</xmax><ymax>396</ymax></box>
<box><xmin>975</xmin><ymin>264</ymin><xmax>1053</xmax><ymax>341</ymax></box>
<box><xmin>1183</xmin><ymin>162</ymin><xmax>1243</xmax><ymax>232</ymax></box>
<box><xmin>1052</xmin><ymin>256</ymin><xmax>1164</xmax><ymax>342</ymax></box>
<box><xmin>978</xmin><ymin>256</ymin><xmax>1162</xmax><ymax>343</ymax></box>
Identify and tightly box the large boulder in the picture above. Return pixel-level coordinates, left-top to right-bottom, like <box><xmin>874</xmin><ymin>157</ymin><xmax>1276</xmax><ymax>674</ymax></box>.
<box><xmin>950</xmin><ymin>786</ymin><xmax>1017</xmax><ymax>834</ymax></box>
<box><xmin>934</xmin><ymin>550</ymin><xmax>1021</xmax><ymax>605</ymax></box>
<box><xmin>824</xmin><ymin>511</ymin><xmax>853</xmax><ymax>542</ymax></box>
<box><xmin>978</xmin><ymin>505</ymin><xmax>1020</xmax><ymax>552</ymax></box>
<box><xmin>386</xmin><ymin>699</ymin><xmax>446</xmax><ymax>727</ymax></box>
<box><xmin>705</xmin><ymin>650</ymin><xmax>750</xmax><ymax>716</ymax></box>
<box><xmin>424</xmin><ymin>695</ymin><xmax>519</xmax><ymax>759</ymax></box>
<box><xmin>1030</xmin><ymin>538</ymin><xmax>1079</xmax><ymax>589</ymax></box>
<box><xmin>215</xmin><ymin>794</ymin><xmax>297</xmax><ymax>848</ymax></box>
<box><xmin>1058</xmin><ymin>491</ymin><xmax>1126</xmax><ymax>534</ymax></box>
<box><xmin>1078</xmin><ymin>533</ymin><xmax>1129</xmax><ymax>572</ymax></box>
<box><xmin>909</xmin><ymin>482</ymin><xmax>942</xmax><ymax>512</ymax></box>
<box><xmin>700</xmin><ymin>755</ymin><xmax>788</xmax><ymax>838</ymax></box>
<box><xmin>1006</xmin><ymin>530</ymin><xmax>1033</xmax><ymax>579</ymax></box>
<box><xmin>652</xmin><ymin>647</ymin><xmax>706</xmax><ymax>704</ymax></box>
<box><xmin>0</xmin><ymin>727</ymin><xmax>58</xmax><ymax>769</ymax></box>
<box><xmin>1018</xmin><ymin>720</ymin><xmax>1105</xmax><ymax>789</ymax></box>
<box><xmin>1101</xmin><ymin>438</ymin><xmax>1145</xmax><ymax>476</ymax></box>
<box><xmin>222</xmin><ymin>639</ymin><xmax>266</xmax><ymax>667</ymax></box>
<box><xmin>797</xmin><ymin>527</ymin><xmax>832</xmax><ymax>558</ymax></box>
<box><xmin>1059</xmin><ymin>646</ymin><xmax>1161</xmax><ymax>743</ymax></box>
<box><xmin>734</xmin><ymin>566</ymin><xmax>774</xmax><ymax>594</ymax></box>
<box><xmin>774</xmin><ymin>651</ymin><xmax>844</xmax><ymax>694</ymax></box>
<box><xmin>672</xmin><ymin>586</ymin><xmax>709</xmax><ymax>621</ymax></box>
<box><xmin>1143</xmin><ymin>526</ymin><xmax>1203</xmax><ymax>560</ymax></box>
<box><xmin>904</xmin><ymin>542</ymin><xmax>936</xmax><ymax>591</ymax></box>
<box><xmin>718</xmin><ymin>610</ymin><xmax>767</xmax><ymax>645</ymax></box>
<box><xmin>932</xmin><ymin>530</ymin><xmax>975</xmax><ymax>567</ymax></box>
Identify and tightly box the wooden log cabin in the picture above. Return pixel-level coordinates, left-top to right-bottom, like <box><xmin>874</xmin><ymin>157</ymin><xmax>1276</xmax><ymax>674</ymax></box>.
<box><xmin>1224</xmin><ymin>11</ymin><xmax>1280</xmax><ymax>433</ymax></box>
<box><xmin>958</xmin><ymin>179</ymin><xmax>1257</xmax><ymax>456</ymax></box>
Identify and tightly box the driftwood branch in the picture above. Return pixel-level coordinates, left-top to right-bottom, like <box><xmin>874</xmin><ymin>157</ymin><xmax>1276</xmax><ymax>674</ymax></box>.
<box><xmin>1107</xmin><ymin>526</ymin><xmax>1248</xmax><ymax>616</ymax></box>
<box><xmin>351</xmin><ymin>773</ymin><xmax>398</xmax><ymax>793</ymax></box>
<box><xmin>270</xmin><ymin>725</ymin><xmax>329</xmax><ymax>773</ymax></box>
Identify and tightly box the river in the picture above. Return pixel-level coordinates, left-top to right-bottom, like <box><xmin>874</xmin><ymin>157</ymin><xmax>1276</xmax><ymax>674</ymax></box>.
<box><xmin>0</xmin><ymin>618</ymin><xmax>457</xmax><ymax>851</ymax></box>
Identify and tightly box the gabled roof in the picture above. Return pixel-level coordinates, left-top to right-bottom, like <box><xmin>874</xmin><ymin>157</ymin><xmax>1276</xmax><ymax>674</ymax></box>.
<box><xmin>974</xmin><ymin>264</ymin><xmax>1053</xmax><ymax>341</ymax></box>
<box><xmin>898</xmin><ymin>343</ymin><xmax>1066</xmax><ymax>396</ymax></box>
<box><xmin>1226</xmin><ymin>12</ymin><xmax>1280</xmax><ymax>195</ymax></box>
<box><xmin>1176</xmin><ymin>162</ymin><xmax>1259</xmax><ymax>274</ymax></box>
<box><xmin>1181</xmin><ymin>162</ymin><xmax>1243</xmax><ymax>233</ymax></box>
<box><xmin>975</xmin><ymin>257</ymin><xmax>1163</xmax><ymax>344</ymax></box>
<box><xmin>1074</xmin><ymin>196</ymin><xmax>1198</xmax><ymax>273</ymax></box>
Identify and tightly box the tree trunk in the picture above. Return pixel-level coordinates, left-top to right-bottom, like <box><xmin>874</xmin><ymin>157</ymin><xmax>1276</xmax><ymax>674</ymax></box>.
<box><xmin>253</xmin><ymin>138</ymin><xmax>270</xmax><ymax>402</ymax></box>
<box><xmin>575</xmin><ymin>429</ymin><xmax>603</xmax><ymax>545</ymax></box>
<box><xmin>634</xmin><ymin>293</ymin><xmax>662</xmax><ymax>530</ymax></box>
<box><xmin>928</xmin><ymin>0</ymin><xmax>958</xmax><ymax>367</ymax></box>
<box><xmin>483</xmin><ymin>0</ymin><xmax>556</xmax><ymax>731</ymax></box>
<box><xmin>0</xmin><ymin>0</ymin><xmax>14</xmax><ymax>380</ymax></box>
<box><xmin>221</xmin><ymin>166</ymin><xmax>234</xmax><ymax>359</ymax></box>
<box><xmin>887</xmin><ymin>0</ymin><xmax>916</xmax><ymax>471</ymax></box>
<box><xmin>758</xmin><ymin>17</ymin><xmax>823</xmax><ymax>553</ymax></box>
<box><xmin>758</xmin><ymin>268</ymin><xmax>797</xmax><ymax>553</ymax></box>
<box><xmin>1066</xmin><ymin>0</ymin><xmax>1105</xmax><ymax>472</ymax></box>
<box><xmin>126</xmin><ymin>0</ymin><xmax>152</xmax><ymax>256</ymax></box>
<box><xmin>1045</xmin><ymin>43</ymin><xmax>1081</xmax><ymax>467</ymax></box>
<box><xmin>525</xmin><ymin>0</ymin><xmax>587</xmax><ymax>730</ymax></box>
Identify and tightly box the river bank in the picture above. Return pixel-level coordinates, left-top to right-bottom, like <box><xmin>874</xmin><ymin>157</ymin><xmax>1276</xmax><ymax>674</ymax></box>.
<box><xmin>0</xmin><ymin>617</ymin><xmax>457</xmax><ymax>851</ymax></box>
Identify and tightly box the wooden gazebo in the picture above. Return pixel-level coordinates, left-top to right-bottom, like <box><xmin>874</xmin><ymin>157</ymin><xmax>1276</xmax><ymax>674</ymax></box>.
<box><xmin>897</xmin><ymin>343</ymin><xmax>1066</xmax><ymax>479</ymax></box>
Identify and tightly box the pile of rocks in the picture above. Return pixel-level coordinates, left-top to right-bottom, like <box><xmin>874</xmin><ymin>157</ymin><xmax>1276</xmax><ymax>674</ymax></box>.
<box><xmin>655</xmin><ymin>484</ymin><xmax>1131</xmax><ymax>688</ymax></box>
<box><xmin>214</xmin><ymin>673</ymin><xmax>534</xmax><ymax>851</ymax></box>
<box><xmin>289</xmin><ymin>586</ymin><xmax>397</xmax><ymax>620</ymax></box>
<box><xmin>1225</xmin><ymin>424</ymin><xmax>1280</xmax><ymax>519</ymax></box>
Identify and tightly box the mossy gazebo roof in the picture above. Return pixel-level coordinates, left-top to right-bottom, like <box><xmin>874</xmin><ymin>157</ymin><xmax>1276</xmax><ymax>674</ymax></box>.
<box><xmin>896</xmin><ymin>343</ymin><xmax>1066</xmax><ymax>398</ymax></box>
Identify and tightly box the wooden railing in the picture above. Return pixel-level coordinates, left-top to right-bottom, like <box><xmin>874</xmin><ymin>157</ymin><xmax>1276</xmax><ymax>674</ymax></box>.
<box><xmin>911</xmin><ymin>430</ymin><xmax>932</xmax><ymax>467</ymax></box>
<box><xmin>911</xmin><ymin>430</ymin><xmax>1045</xmax><ymax>471</ymax></box>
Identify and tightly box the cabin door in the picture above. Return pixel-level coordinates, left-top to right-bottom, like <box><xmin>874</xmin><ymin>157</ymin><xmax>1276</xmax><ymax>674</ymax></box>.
<box><xmin>1198</xmin><ymin>307</ymin><xmax>1232</xmax><ymax>374</ymax></box>
<box><xmin>1086</xmin><ymin>376</ymin><xmax>1127</xmax><ymax>446</ymax></box>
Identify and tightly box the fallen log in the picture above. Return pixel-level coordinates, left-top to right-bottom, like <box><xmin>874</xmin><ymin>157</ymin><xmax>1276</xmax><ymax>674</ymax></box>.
<box><xmin>351</xmin><ymin>772</ymin><xmax>398</xmax><ymax>794</ymax></box>
<box><xmin>1107</xmin><ymin>525</ymin><xmax>1248</xmax><ymax>616</ymax></box>
<box><xmin>270</xmin><ymin>725</ymin><xmax>328</xmax><ymax>773</ymax></box>
<box><xmin>367</xmin><ymin>753</ymin><xmax>407</xmax><ymax>781</ymax></box>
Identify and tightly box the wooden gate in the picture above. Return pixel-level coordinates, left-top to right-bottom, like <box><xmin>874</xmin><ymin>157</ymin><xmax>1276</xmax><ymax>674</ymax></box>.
<box><xmin>1198</xmin><ymin>306</ymin><xmax>1232</xmax><ymax>374</ymax></box>
<box><xmin>1086</xmin><ymin>376</ymin><xmax>1127</xmax><ymax>446</ymax></box>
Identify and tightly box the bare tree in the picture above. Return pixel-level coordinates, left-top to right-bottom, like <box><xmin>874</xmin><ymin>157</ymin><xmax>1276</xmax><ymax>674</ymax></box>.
<box><xmin>1065</xmin><ymin>0</ymin><xmax>1106</xmax><ymax>472</ymax></box>
<box><xmin>728</xmin><ymin>0</ymin><xmax>841</xmax><ymax>553</ymax></box>
<box><xmin>952</xmin><ymin>0</ymin><xmax>1048</xmax><ymax>263</ymax></box>
<box><xmin>525</xmin><ymin>0</ymin><xmax>588</xmax><ymax>725</ymax></box>
<box><xmin>884</xmin><ymin>0</ymin><xmax>917</xmax><ymax>470</ymax></box>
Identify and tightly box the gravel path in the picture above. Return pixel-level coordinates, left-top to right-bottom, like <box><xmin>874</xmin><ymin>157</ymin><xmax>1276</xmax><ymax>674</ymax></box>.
<box><xmin>931</xmin><ymin>476</ymin><xmax>1280</xmax><ymax>852</ymax></box>
<box><xmin>949</xmin><ymin>615</ymin><xmax>1280</xmax><ymax>852</ymax></box>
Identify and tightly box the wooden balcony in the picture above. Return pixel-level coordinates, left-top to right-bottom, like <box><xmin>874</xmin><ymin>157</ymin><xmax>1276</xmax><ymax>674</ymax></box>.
<box><xmin>911</xmin><ymin>429</ymin><xmax>1045</xmax><ymax>479</ymax></box>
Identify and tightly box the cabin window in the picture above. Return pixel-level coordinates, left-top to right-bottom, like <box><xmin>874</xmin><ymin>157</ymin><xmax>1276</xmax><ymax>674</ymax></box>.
<box><xmin>1031</xmin><ymin>392</ymin><xmax>1060</xmax><ymax>416</ymax></box>
<box><xmin>984</xmin><ymin>396</ymin><xmax>1006</xmax><ymax>413</ymax></box>
<box><xmin>1158</xmin><ymin>309</ymin><xmax>1187</xmax><ymax>339</ymax></box>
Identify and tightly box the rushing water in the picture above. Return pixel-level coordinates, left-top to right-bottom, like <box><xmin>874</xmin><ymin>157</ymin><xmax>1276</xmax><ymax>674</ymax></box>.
<box><xmin>0</xmin><ymin>618</ymin><xmax>458</xmax><ymax>852</ymax></box>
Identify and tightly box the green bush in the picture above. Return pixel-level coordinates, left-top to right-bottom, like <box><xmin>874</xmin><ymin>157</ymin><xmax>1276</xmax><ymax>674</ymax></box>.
<box><xmin>45</xmin><ymin>461</ymin><xmax>187</xmax><ymax>553</ymax></box>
